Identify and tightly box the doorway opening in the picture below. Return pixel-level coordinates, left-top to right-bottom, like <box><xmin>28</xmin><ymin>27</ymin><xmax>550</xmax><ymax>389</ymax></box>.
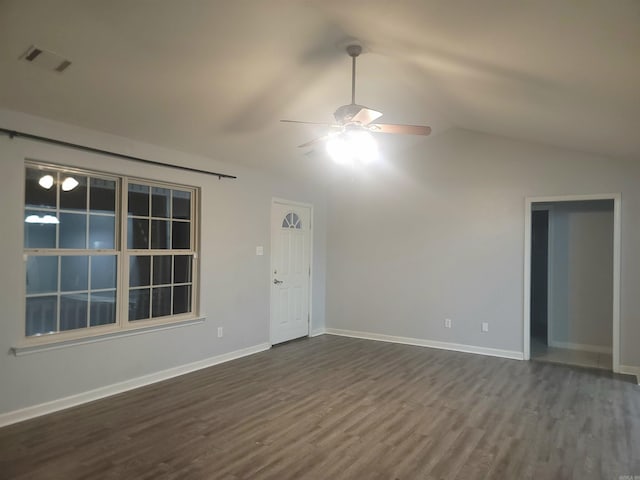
<box><xmin>530</xmin><ymin>208</ymin><xmax>549</xmax><ymax>346</ymax></box>
<box><xmin>524</xmin><ymin>195</ymin><xmax>621</xmax><ymax>372</ymax></box>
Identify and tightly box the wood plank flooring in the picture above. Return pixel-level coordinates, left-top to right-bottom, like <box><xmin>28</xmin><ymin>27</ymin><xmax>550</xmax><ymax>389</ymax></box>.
<box><xmin>1</xmin><ymin>335</ymin><xmax>639</xmax><ymax>479</ymax></box>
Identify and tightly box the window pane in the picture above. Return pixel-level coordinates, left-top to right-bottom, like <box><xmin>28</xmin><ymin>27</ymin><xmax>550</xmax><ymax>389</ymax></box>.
<box><xmin>89</xmin><ymin>215</ymin><xmax>115</xmax><ymax>249</ymax></box>
<box><xmin>25</xmin><ymin>168</ymin><xmax>56</xmax><ymax>209</ymax></box>
<box><xmin>128</xmin><ymin>184</ymin><xmax>149</xmax><ymax>216</ymax></box>
<box><xmin>153</xmin><ymin>255</ymin><xmax>171</xmax><ymax>285</ymax></box>
<box><xmin>152</xmin><ymin>187</ymin><xmax>170</xmax><ymax>218</ymax></box>
<box><xmin>92</xmin><ymin>256</ymin><xmax>117</xmax><ymax>290</ymax></box>
<box><xmin>24</xmin><ymin>166</ymin><xmax>199</xmax><ymax>335</ymax></box>
<box><xmin>90</xmin><ymin>178</ymin><xmax>116</xmax><ymax>214</ymax></box>
<box><xmin>24</xmin><ymin>210</ymin><xmax>57</xmax><ymax>248</ymax></box>
<box><xmin>26</xmin><ymin>256</ymin><xmax>58</xmax><ymax>294</ymax></box>
<box><xmin>172</xmin><ymin>190</ymin><xmax>191</xmax><ymax>220</ymax></box>
<box><xmin>173</xmin><ymin>285</ymin><xmax>191</xmax><ymax>315</ymax></box>
<box><xmin>90</xmin><ymin>290</ymin><xmax>116</xmax><ymax>326</ymax></box>
<box><xmin>61</xmin><ymin>256</ymin><xmax>89</xmax><ymax>292</ymax></box>
<box><xmin>60</xmin><ymin>175</ymin><xmax>87</xmax><ymax>211</ymax></box>
<box><xmin>59</xmin><ymin>213</ymin><xmax>87</xmax><ymax>249</ymax></box>
<box><xmin>151</xmin><ymin>220</ymin><xmax>169</xmax><ymax>249</ymax></box>
<box><xmin>129</xmin><ymin>288</ymin><xmax>150</xmax><ymax>321</ymax></box>
<box><xmin>26</xmin><ymin>296</ymin><xmax>57</xmax><ymax>336</ymax></box>
<box><xmin>128</xmin><ymin>218</ymin><xmax>149</xmax><ymax>249</ymax></box>
<box><xmin>60</xmin><ymin>294</ymin><xmax>88</xmax><ymax>331</ymax></box>
<box><xmin>172</xmin><ymin>221</ymin><xmax>190</xmax><ymax>249</ymax></box>
<box><xmin>152</xmin><ymin>287</ymin><xmax>171</xmax><ymax>318</ymax></box>
<box><xmin>130</xmin><ymin>256</ymin><xmax>151</xmax><ymax>287</ymax></box>
<box><xmin>174</xmin><ymin>255</ymin><xmax>192</xmax><ymax>284</ymax></box>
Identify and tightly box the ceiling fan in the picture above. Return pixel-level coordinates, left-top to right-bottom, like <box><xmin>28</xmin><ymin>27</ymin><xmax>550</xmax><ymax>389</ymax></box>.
<box><xmin>281</xmin><ymin>44</ymin><xmax>431</xmax><ymax>150</ymax></box>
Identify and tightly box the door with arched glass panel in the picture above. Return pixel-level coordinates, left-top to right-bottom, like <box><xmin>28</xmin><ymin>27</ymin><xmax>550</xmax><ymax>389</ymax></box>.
<box><xmin>270</xmin><ymin>201</ymin><xmax>311</xmax><ymax>344</ymax></box>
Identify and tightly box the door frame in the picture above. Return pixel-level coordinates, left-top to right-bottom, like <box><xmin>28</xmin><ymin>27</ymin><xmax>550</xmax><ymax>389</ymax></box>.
<box><xmin>269</xmin><ymin>197</ymin><xmax>314</xmax><ymax>345</ymax></box>
<box><xmin>523</xmin><ymin>194</ymin><xmax>621</xmax><ymax>372</ymax></box>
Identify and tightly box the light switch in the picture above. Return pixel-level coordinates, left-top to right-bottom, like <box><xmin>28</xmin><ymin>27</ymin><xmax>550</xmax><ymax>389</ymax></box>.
<box><xmin>256</xmin><ymin>246</ymin><xmax>264</xmax><ymax>256</ymax></box>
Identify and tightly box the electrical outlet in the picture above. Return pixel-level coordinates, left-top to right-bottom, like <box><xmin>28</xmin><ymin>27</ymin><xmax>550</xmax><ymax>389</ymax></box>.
<box><xmin>445</xmin><ymin>318</ymin><xmax>452</xmax><ymax>328</ymax></box>
<box><xmin>481</xmin><ymin>322</ymin><xmax>489</xmax><ymax>333</ymax></box>
<box><xmin>217</xmin><ymin>327</ymin><xmax>224</xmax><ymax>338</ymax></box>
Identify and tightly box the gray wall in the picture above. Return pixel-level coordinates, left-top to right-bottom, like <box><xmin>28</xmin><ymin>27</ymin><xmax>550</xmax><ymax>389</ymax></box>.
<box><xmin>325</xmin><ymin>128</ymin><xmax>640</xmax><ymax>368</ymax></box>
<box><xmin>547</xmin><ymin>200</ymin><xmax>614</xmax><ymax>350</ymax></box>
<box><xmin>0</xmin><ymin>109</ymin><xmax>327</xmax><ymax>415</ymax></box>
<box><xmin>2</xmin><ymin>111</ymin><xmax>640</xmax><ymax>417</ymax></box>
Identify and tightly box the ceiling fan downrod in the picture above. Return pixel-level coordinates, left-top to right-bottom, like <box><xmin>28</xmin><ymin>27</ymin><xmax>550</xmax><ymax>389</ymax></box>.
<box><xmin>346</xmin><ymin>44</ymin><xmax>362</xmax><ymax>105</ymax></box>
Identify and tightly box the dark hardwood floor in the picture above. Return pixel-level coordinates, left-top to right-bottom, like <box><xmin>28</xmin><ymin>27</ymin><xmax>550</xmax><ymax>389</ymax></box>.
<box><xmin>1</xmin><ymin>335</ymin><xmax>638</xmax><ymax>479</ymax></box>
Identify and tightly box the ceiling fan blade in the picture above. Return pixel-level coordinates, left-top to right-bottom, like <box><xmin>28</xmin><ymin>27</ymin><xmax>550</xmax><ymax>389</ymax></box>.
<box><xmin>350</xmin><ymin>107</ymin><xmax>383</xmax><ymax>125</ymax></box>
<box><xmin>369</xmin><ymin>123</ymin><xmax>432</xmax><ymax>136</ymax></box>
<box><xmin>280</xmin><ymin>119</ymin><xmax>340</xmax><ymax>128</ymax></box>
<box><xmin>298</xmin><ymin>136</ymin><xmax>329</xmax><ymax>148</ymax></box>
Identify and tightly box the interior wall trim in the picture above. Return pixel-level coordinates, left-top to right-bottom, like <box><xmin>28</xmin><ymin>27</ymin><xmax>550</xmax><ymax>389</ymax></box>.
<box><xmin>324</xmin><ymin>328</ymin><xmax>524</xmax><ymax>360</ymax></box>
<box><xmin>0</xmin><ymin>342</ymin><xmax>271</xmax><ymax>428</ymax></box>
<box><xmin>618</xmin><ymin>365</ymin><xmax>640</xmax><ymax>385</ymax></box>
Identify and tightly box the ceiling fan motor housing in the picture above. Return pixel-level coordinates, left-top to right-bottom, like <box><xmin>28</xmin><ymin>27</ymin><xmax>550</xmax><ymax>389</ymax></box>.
<box><xmin>334</xmin><ymin>104</ymin><xmax>367</xmax><ymax>123</ymax></box>
<box><xmin>346</xmin><ymin>44</ymin><xmax>362</xmax><ymax>57</ymax></box>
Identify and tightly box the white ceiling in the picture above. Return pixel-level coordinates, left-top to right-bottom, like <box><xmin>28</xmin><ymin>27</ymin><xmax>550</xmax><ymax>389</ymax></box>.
<box><xmin>1</xmin><ymin>0</ymin><xmax>639</xmax><ymax>174</ymax></box>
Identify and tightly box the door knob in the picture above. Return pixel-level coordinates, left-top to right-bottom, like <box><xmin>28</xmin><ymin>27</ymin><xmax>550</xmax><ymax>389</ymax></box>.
<box><xmin>273</xmin><ymin>279</ymin><xmax>283</xmax><ymax>285</ymax></box>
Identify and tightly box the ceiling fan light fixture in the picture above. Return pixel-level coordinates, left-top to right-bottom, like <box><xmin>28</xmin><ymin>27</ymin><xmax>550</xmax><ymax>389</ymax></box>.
<box><xmin>326</xmin><ymin>129</ymin><xmax>378</xmax><ymax>166</ymax></box>
<box><xmin>326</xmin><ymin>134</ymin><xmax>352</xmax><ymax>165</ymax></box>
<box><xmin>348</xmin><ymin>130</ymin><xmax>378</xmax><ymax>164</ymax></box>
<box><xmin>281</xmin><ymin>42</ymin><xmax>431</xmax><ymax>153</ymax></box>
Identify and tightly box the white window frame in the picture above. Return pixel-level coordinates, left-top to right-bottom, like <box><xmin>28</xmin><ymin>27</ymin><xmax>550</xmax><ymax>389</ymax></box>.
<box><xmin>121</xmin><ymin>177</ymin><xmax>199</xmax><ymax>329</ymax></box>
<box><xmin>22</xmin><ymin>161</ymin><xmax>200</xmax><ymax>346</ymax></box>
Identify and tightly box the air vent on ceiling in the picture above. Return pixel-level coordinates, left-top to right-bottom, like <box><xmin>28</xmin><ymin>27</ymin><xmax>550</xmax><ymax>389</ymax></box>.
<box><xmin>21</xmin><ymin>45</ymin><xmax>72</xmax><ymax>73</ymax></box>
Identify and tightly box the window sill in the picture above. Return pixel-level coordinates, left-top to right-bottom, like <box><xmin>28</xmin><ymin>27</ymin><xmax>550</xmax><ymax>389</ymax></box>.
<box><xmin>12</xmin><ymin>316</ymin><xmax>206</xmax><ymax>356</ymax></box>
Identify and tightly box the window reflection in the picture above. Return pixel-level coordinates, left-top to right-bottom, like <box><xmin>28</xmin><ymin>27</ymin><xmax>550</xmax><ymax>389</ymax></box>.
<box><xmin>26</xmin><ymin>296</ymin><xmax>57</xmax><ymax>336</ymax></box>
<box><xmin>60</xmin><ymin>294</ymin><xmax>88</xmax><ymax>331</ymax></box>
<box><xmin>129</xmin><ymin>288</ymin><xmax>150</xmax><ymax>321</ymax></box>
<box><xmin>90</xmin><ymin>291</ymin><xmax>116</xmax><ymax>326</ymax></box>
<box><xmin>26</xmin><ymin>256</ymin><xmax>58</xmax><ymax>294</ymax></box>
<box><xmin>60</xmin><ymin>175</ymin><xmax>87</xmax><ymax>210</ymax></box>
<box><xmin>25</xmin><ymin>167</ymin><xmax>56</xmax><ymax>208</ymax></box>
<box><xmin>59</xmin><ymin>213</ymin><xmax>87</xmax><ymax>249</ymax></box>
<box><xmin>24</xmin><ymin>210</ymin><xmax>57</xmax><ymax>248</ymax></box>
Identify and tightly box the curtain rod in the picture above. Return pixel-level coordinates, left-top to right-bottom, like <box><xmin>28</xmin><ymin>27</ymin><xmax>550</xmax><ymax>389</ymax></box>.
<box><xmin>0</xmin><ymin>128</ymin><xmax>237</xmax><ymax>180</ymax></box>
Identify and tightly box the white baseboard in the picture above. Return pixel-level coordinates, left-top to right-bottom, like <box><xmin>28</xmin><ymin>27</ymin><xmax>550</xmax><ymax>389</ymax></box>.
<box><xmin>0</xmin><ymin>342</ymin><xmax>271</xmax><ymax>428</ymax></box>
<box><xmin>548</xmin><ymin>340</ymin><xmax>612</xmax><ymax>354</ymax></box>
<box><xmin>325</xmin><ymin>328</ymin><xmax>524</xmax><ymax>361</ymax></box>
<box><xmin>619</xmin><ymin>365</ymin><xmax>640</xmax><ymax>385</ymax></box>
<box><xmin>309</xmin><ymin>327</ymin><xmax>326</xmax><ymax>337</ymax></box>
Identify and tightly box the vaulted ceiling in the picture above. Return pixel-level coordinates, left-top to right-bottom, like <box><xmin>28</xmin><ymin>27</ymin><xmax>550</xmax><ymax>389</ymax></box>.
<box><xmin>1</xmin><ymin>0</ymin><xmax>639</xmax><ymax>174</ymax></box>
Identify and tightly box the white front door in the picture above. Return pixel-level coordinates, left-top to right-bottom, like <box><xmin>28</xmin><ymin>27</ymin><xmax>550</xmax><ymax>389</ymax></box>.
<box><xmin>270</xmin><ymin>201</ymin><xmax>311</xmax><ymax>345</ymax></box>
